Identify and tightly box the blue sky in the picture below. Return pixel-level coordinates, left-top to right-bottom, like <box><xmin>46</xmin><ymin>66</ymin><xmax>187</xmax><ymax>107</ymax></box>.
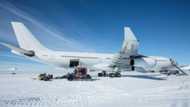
<box><xmin>0</xmin><ymin>0</ymin><xmax>190</xmax><ymax>72</ymax></box>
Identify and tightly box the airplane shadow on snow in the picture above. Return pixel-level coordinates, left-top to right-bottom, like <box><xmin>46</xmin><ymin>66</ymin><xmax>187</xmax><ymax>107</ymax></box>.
<box><xmin>121</xmin><ymin>74</ymin><xmax>167</xmax><ymax>80</ymax></box>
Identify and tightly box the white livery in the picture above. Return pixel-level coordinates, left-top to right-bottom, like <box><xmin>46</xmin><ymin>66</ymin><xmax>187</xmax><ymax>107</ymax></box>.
<box><xmin>0</xmin><ymin>22</ymin><xmax>188</xmax><ymax>74</ymax></box>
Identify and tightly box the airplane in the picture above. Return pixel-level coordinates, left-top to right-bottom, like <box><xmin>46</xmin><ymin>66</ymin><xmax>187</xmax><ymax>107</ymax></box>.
<box><xmin>0</xmin><ymin>22</ymin><xmax>188</xmax><ymax>76</ymax></box>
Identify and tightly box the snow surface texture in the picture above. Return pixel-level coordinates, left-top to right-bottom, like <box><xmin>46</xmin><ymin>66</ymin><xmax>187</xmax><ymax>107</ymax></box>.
<box><xmin>0</xmin><ymin>72</ymin><xmax>190</xmax><ymax>107</ymax></box>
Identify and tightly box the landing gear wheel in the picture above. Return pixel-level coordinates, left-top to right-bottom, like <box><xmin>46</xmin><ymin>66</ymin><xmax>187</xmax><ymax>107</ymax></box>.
<box><xmin>115</xmin><ymin>72</ymin><xmax>121</xmax><ymax>77</ymax></box>
<box><xmin>98</xmin><ymin>71</ymin><xmax>107</xmax><ymax>77</ymax></box>
<box><xmin>108</xmin><ymin>73</ymin><xmax>115</xmax><ymax>77</ymax></box>
<box><xmin>109</xmin><ymin>72</ymin><xmax>121</xmax><ymax>77</ymax></box>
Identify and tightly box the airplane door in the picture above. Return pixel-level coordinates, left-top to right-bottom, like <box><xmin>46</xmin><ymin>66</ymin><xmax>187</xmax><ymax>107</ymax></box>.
<box><xmin>69</xmin><ymin>59</ymin><xmax>79</xmax><ymax>68</ymax></box>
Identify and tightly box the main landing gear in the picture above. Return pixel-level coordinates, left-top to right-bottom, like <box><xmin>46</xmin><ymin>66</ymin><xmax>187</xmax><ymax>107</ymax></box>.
<box><xmin>98</xmin><ymin>71</ymin><xmax>121</xmax><ymax>77</ymax></box>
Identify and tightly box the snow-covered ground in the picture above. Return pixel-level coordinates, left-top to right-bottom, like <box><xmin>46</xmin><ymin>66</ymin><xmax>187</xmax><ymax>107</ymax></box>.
<box><xmin>0</xmin><ymin>72</ymin><xmax>190</xmax><ymax>107</ymax></box>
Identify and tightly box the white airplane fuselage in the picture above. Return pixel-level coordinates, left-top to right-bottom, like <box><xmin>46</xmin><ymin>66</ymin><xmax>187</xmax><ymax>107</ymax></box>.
<box><xmin>40</xmin><ymin>51</ymin><xmax>112</xmax><ymax>67</ymax></box>
<box><xmin>35</xmin><ymin>49</ymin><xmax>172</xmax><ymax>72</ymax></box>
<box><xmin>36</xmin><ymin>50</ymin><xmax>113</xmax><ymax>70</ymax></box>
<box><xmin>1</xmin><ymin>22</ymin><xmax>178</xmax><ymax>73</ymax></box>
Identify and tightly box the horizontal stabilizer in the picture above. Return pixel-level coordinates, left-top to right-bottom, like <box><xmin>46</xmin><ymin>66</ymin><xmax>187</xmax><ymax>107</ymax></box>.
<box><xmin>0</xmin><ymin>42</ymin><xmax>35</xmax><ymax>57</ymax></box>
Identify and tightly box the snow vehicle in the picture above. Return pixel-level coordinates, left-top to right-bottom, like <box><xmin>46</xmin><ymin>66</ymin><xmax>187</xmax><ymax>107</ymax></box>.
<box><xmin>66</xmin><ymin>67</ymin><xmax>92</xmax><ymax>81</ymax></box>
<box><xmin>38</xmin><ymin>73</ymin><xmax>53</xmax><ymax>81</ymax></box>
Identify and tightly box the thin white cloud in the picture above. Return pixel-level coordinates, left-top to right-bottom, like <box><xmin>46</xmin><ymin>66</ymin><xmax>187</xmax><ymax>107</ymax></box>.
<box><xmin>0</xmin><ymin>2</ymin><xmax>94</xmax><ymax>52</ymax></box>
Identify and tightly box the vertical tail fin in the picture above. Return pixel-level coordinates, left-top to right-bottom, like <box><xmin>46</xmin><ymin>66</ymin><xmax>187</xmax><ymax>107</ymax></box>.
<box><xmin>121</xmin><ymin>27</ymin><xmax>139</xmax><ymax>55</ymax></box>
<box><xmin>11</xmin><ymin>22</ymin><xmax>49</xmax><ymax>52</ymax></box>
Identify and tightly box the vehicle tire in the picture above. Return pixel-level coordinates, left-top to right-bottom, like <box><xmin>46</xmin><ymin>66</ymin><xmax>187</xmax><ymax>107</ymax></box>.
<box><xmin>67</xmin><ymin>74</ymin><xmax>74</xmax><ymax>81</ymax></box>
<box><xmin>115</xmin><ymin>72</ymin><xmax>121</xmax><ymax>77</ymax></box>
<box><xmin>98</xmin><ymin>73</ymin><xmax>103</xmax><ymax>77</ymax></box>
<box><xmin>102</xmin><ymin>71</ymin><xmax>107</xmax><ymax>76</ymax></box>
<box><xmin>86</xmin><ymin>74</ymin><xmax>91</xmax><ymax>79</ymax></box>
<box><xmin>44</xmin><ymin>77</ymin><xmax>49</xmax><ymax>81</ymax></box>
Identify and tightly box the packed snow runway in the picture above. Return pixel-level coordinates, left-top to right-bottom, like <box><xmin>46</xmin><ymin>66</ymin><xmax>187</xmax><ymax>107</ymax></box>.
<box><xmin>0</xmin><ymin>72</ymin><xmax>190</xmax><ymax>107</ymax></box>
